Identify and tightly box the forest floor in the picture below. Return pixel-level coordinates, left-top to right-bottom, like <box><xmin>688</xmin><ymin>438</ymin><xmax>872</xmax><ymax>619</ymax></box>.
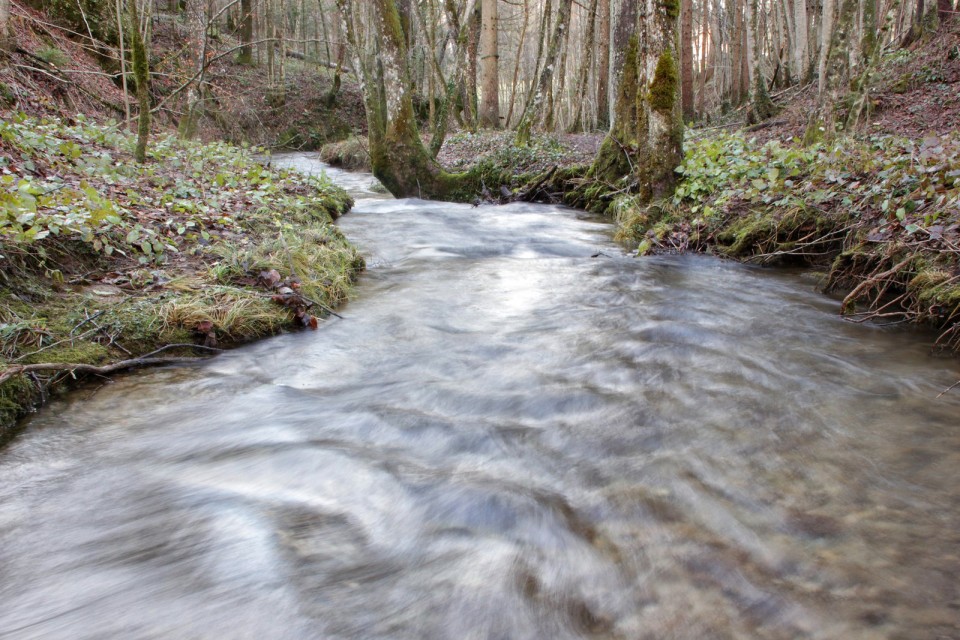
<box><xmin>0</xmin><ymin>2</ymin><xmax>366</xmax><ymax>150</ymax></box>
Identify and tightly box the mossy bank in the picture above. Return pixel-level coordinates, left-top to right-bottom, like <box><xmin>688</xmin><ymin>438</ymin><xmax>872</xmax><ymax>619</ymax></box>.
<box><xmin>0</xmin><ymin>114</ymin><xmax>365</xmax><ymax>443</ymax></box>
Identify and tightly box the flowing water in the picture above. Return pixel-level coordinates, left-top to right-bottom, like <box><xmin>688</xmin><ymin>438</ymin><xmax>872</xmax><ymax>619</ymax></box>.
<box><xmin>1</xmin><ymin>154</ymin><xmax>959</xmax><ymax>639</ymax></box>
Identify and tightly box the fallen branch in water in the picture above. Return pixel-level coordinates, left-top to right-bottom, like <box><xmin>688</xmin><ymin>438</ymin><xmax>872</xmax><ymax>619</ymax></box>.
<box><xmin>937</xmin><ymin>379</ymin><xmax>960</xmax><ymax>398</ymax></box>
<box><xmin>0</xmin><ymin>344</ymin><xmax>223</xmax><ymax>386</ymax></box>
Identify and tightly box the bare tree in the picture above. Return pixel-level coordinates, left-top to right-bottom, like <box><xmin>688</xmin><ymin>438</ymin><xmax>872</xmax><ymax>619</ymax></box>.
<box><xmin>0</xmin><ymin>0</ymin><xmax>11</xmax><ymax>54</ymax></box>
<box><xmin>128</xmin><ymin>0</ymin><xmax>151</xmax><ymax>162</ymax></box>
<box><xmin>514</xmin><ymin>0</ymin><xmax>573</xmax><ymax>144</ymax></box>
<box><xmin>681</xmin><ymin>0</ymin><xmax>694</xmax><ymax>121</ymax></box>
<box><xmin>596</xmin><ymin>0</ymin><xmax>611</xmax><ymax>129</ymax></box>
<box><xmin>569</xmin><ymin>0</ymin><xmax>599</xmax><ymax>132</ymax></box>
<box><xmin>478</xmin><ymin>0</ymin><xmax>499</xmax><ymax>127</ymax></box>
<box><xmin>238</xmin><ymin>0</ymin><xmax>254</xmax><ymax>63</ymax></box>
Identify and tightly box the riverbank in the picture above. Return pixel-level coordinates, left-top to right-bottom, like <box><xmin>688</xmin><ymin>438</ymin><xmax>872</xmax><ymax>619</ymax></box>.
<box><xmin>606</xmin><ymin>128</ymin><xmax>960</xmax><ymax>354</ymax></box>
<box><xmin>0</xmin><ymin>114</ymin><xmax>365</xmax><ymax>442</ymax></box>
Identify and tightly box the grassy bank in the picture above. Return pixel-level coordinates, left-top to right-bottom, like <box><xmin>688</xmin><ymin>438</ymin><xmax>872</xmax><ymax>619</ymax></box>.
<box><xmin>0</xmin><ymin>114</ymin><xmax>365</xmax><ymax>442</ymax></box>
<box><xmin>612</xmin><ymin>129</ymin><xmax>960</xmax><ymax>352</ymax></box>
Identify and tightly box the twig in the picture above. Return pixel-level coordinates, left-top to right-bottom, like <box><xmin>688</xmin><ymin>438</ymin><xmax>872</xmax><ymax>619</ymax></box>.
<box><xmin>936</xmin><ymin>379</ymin><xmax>960</xmax><ymax>399</ymax></box>
<box><xmin>71</xmin><ymin>309</ymin><xmax>106</xmax><ymax>335</ymax></box>
<box><xmin>297</xmin><ymin>293</ymin><xmax>344</xmax><ymax>319</ymax></box>
<box><xmin>746</xmin><ymin>119</ymin><xmax>787</xmax><ymax>133</ymax></box>
<box><xmin>137</xmin><ymin>343</ymin><xmax>224</xmax><ymax>359</ymax></box>
<box><xmin>691</xmin><ymin>122</ymin><xmax>742</xmax><ymax>133</ymax></box>
<box><xmin>261</xmin><ymin>292</ymin><xmax>344</xmax><ymax>319</ymax></box>
<box><xmin>100</xmin><ymin>329</ymin><xmax>133</xmax><ymax>356</ymax></box>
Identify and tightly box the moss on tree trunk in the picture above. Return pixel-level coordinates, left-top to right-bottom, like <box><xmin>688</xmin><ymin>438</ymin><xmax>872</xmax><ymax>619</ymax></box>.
<box><xmin>588</xmin><ymin>0</ymin><xmax>683</xmax><ymax>207</ymax></box>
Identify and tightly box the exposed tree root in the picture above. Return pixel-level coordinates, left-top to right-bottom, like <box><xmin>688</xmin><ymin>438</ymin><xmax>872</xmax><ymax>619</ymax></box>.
<box><xmin>0</xmin><ymin>343</ymin><xmax>223</xmax><ymax>386</ymax></box>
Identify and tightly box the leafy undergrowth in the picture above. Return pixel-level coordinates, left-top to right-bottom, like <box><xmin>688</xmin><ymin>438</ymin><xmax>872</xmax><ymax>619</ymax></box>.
<box><xmin>0</xmin><ymin>113</ymin><xmax>364</xmax><ymax>438</ymax></box>
<box><xmin>616</xmin><ymin>130</ymin><xmax>960</xmax><ymax>352</ymax></box>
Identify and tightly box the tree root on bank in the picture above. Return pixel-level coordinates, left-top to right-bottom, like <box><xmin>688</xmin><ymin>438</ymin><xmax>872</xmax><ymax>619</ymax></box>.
<box><xmin>0</xmin><ymin>344</ymin><xmax>223</xmax><ymax>386</ymax></box>
<box><xmin>840</xmin><ymin>255</ymin><xmax>915</xmax><ymax>313</ymax></box>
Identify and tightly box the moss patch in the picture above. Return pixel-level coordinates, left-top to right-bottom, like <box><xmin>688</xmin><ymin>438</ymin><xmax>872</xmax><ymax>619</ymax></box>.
<box><xmin>649</xmin><ymin>50</ymin><xmax>679</xmax><ymax>117</ymax></box>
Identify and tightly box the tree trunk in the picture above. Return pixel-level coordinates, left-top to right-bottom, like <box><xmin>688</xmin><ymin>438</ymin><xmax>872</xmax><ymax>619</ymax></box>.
<box><xmin>680</xmin><ymin>0</ymin><xmax>694</xmax><ymax>121</ymax></box>
<box><xmin>546</xmin><ymin>1</ymin><xmax>572</xmax><ymax>130</ymax></box>
<box><xmin>844</xmin><ymin>0</ymin><xmax>884</xmax><ymax>127</ymax></box>
<box><xmin>816</xmin><ymin>0</ymin><xmax>834</xmax><ymax>96</ymax></box>
<box><xmin>278</xmin><ymin>0</ymin><xmax>287</xmax><ymax>103</ymax></box>
<box><xmin>808</xmin><ymin>0</ymin><xmax>859</xmax><ymax>140</ymax></box>
<box><xmin>336</xmin><ymin>0</ymin><xmax>461</xmax><ymax>198</ymax></box>
<box><xmin>697</xmin><ymin>0</ymin><xmax>710</xmax><ymax>115</ymax></box>
<box><xmin>731</xmin><ymin>0</ymin><xmax>744</xmax><ymax>104</ymax></box>
<box><xmin>178</xmin><ymin>0</ymin><xmax>208</xmax><ymax>139</ymax></box>
<box><xmin>324</xmin><ymin>3</ymin><xmax>346</xmax><ymax>107</ymax></box>
<box><xmin>938</xmin><ymin>0</ymin><xmax>953</xmax><ymax>23</ymax></box>
<box><xmin>591</xmin><ymin>0</ymin><xmax>683</xmax><ymax>203</ymax></box>
<box><xmin>569</xmin><ymin>0</ymin><xmax>599</xmax><ymax>132</ymax></box>
<box><xmin>430</xmin><ymin>0</ymin><xmax>475</xmax><ymax>155</ymax></box>
<box><xmin>745</xmin><ymin>0</ymin><xmax>756</xmax><ymax>93</ymax></box>
<box><xmin>464</xmin><ymin>1</ymin><xmax>481</xmax><ymax>128</ymax></box>
<box><xmin>116</xmin><ymin>0</ymin><xmax>132</xmax><ymax>128</ymax></box>
<box><xmin>612</xmin><ymin>0</ymin><xmax>639</xmax><ymax>96</ymax></box>
<box><xmin>0</xmin><ymin>0</ymin><xmax>11</xmax><ymax>54</ymax></box>
<box><xmin>505</xmin><ymin>0</ymin><xmax>529</xmax><ymax>127</ymax></box>
<box><xmin>791</xmin><ymin>0</ymin><xmax>809</xmax><ymax>82</ymax></box>
<box><xmin>266</xmin><ymin>1</ymin><xmax>275</xmax><ymax>86</ymax></box>
<box><xmin>128</xmin><ymin>0</ymin><xmax>151</xmax><ymax>163</ymax></box>
<box><xmin>478</xmin><ymin>0</ymin><xmax>499</xmax><ymax>127</ymax></box>
<box><xmin>514</xmin><ymin>0</ymin><xmax>573</xmax><ymax>144</ymax></box>
<box><xmin>596</xmin><ymin>0</ymin><xmax>611</xmax><ymax>129</ymax></box>
<box><xmin>746</xmin><ymin>0</ymin><xmax>774</xmax><ymax>122</ymax></box>
<box><xmin>238</xmin><ymin>0</ymin><xmax>253</xmax><ymax>64</ymax></box>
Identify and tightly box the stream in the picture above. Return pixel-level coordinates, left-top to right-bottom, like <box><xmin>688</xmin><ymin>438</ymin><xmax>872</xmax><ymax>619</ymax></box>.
<box><xmin>1</xmin><ymin>154</ymin><xmax>959</xmax><ymax>639</ymax></box>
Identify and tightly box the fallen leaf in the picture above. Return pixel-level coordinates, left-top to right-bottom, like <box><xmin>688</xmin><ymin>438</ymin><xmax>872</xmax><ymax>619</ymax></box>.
<box><xmin>258</xmin><ymin>269</ymin><xmax>281</xmax><ymax>288</ymax></box>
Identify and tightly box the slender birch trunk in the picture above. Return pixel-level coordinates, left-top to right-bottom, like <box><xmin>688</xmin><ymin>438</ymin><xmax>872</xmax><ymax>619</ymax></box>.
<box><xmin>478</xmin><ymin>0</ymin><xmax>499</xmax><ymax>127</ymax></box>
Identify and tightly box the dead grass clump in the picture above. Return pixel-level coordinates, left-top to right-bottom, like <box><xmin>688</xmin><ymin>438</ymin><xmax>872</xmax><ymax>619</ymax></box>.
<box><xmin>160</xmin><ymin>289</ymin><xmax>284</xmax><ymax>340</ymax></box>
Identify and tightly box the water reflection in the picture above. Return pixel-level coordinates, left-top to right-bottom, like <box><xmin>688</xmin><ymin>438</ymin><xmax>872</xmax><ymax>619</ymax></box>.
<box><xmin>1</xmin><ymin>158</ymin><xmax>958</xmax><ymax>639</ymax></box>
